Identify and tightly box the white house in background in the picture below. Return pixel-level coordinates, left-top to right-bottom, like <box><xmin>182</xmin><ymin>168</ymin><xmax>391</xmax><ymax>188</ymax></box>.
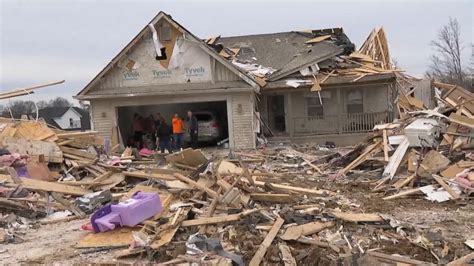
<box><xmin>38</xmin><ymin>107</ymin><xmax>91</xmax><ymax>131</ymax></box>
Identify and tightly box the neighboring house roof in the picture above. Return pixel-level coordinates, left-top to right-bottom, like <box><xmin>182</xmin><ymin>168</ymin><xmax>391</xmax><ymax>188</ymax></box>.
<box><xmin>76</xmin><ymin>11</ymin><xmax>260</xmax><ymax>98</ymax></box>
<box><xmin>72</xmin><ymin>107</ymin><xmax>91</xmax><ymax>130</ymax></box>
<box><xmin>38</xmin><ymin>107</ymin><xmax>91</xmax><ymax>130</ymax></box>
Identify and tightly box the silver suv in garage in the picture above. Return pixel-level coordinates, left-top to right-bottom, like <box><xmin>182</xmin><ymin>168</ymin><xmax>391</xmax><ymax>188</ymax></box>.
<box><xmin>185</xmin><ymin>111</ymin><xmax>223</xmax><ymax>143</ymax></box>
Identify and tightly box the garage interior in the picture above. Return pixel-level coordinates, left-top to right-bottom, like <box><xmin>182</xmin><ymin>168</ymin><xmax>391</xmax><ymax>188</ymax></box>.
<box><xmin>117</xmin><ymin>100</ymin><xmax>228</xmax><ymax>147</ymax></box>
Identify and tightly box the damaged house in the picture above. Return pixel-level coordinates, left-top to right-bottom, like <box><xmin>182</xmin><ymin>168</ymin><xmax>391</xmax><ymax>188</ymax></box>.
<box><xmin>76</xmin><ymin>11</ymin><xmax>405</xmax><ymax>149</ymax></box>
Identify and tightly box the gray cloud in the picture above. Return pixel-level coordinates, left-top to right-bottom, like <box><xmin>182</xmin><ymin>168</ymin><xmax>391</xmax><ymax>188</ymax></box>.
<box><xmin>1</xmin><ymin>0</ymin><xmax>472</xmax><ymax>103</ymax></box>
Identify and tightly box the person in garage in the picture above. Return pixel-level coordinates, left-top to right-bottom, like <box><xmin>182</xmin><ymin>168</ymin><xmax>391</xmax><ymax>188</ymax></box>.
<box><xmin>172</xmin><ymin>113</ymin><xmax>185</xmax><ymax>150</ymax></box>
<box><xmin>187</xmin><ymin>110</ymin><xmax>198</xmax><ymax>149</ymax></box>
<box><xmin>132</xmin><ymin>113</ymin><xmax>144</xmax><ymax>148</ymax></box>
<box><xmin>156</xmin><ymin>117</ymin><xmax>172</xmax><ymax>154</ymax></box>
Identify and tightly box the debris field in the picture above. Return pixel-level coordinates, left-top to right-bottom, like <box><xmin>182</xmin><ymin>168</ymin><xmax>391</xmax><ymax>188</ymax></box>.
<box><xmin>0</xmin><ymin>80</ymin><xmax>473</xmax><ymax>265</ymax></box>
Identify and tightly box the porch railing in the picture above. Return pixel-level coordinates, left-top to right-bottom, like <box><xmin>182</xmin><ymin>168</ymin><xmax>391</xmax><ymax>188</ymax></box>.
<box><xmin>292</xmin><ymin>111</ymin><xmax>393</xmax><ymax>135</ymax></box>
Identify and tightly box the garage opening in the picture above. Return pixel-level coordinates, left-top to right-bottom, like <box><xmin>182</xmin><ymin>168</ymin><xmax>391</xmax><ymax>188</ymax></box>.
<box><xmin>117</xmin><ymin>101</ymin><xmax>228</xmax><ymax>149</ymax></box>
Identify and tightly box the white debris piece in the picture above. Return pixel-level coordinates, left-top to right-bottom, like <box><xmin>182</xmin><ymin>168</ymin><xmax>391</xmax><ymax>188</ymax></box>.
<box><xmin>419</xmin><ymin>185</ymin><xmax>452</xmax><ymax>202</ymax></box>
<box><xmin>231</xmin><ymin>60</ymin><xmax>275</xmax><ymax>77</ymax></box>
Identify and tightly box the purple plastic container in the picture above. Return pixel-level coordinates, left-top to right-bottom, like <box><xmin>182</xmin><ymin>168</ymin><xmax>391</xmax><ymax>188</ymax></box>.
<box><xmin>91</xmin><ymin>191</ymin><xmax>162</xmax><ymax>233</ymax></box>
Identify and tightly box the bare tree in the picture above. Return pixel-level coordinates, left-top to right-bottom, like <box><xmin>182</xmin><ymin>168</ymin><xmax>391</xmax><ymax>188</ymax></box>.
<box><xmin>426</xmin><ymin>17</ymin><xmax>470</xmax><ymax>89</ymax></box>
<box><xmin>36</xmin><ymin>100</ymin><xmax>49</xmax><ymax>109</ymax></box>
<box><xmin>48</xmin><ymin>97</ymin><xmax>72</xmax><ymax>107</ymax></box>
<box><xmin>1</xmin><ymin>100</ymin><xmax>37</xmax><ymax>118</ymax></box>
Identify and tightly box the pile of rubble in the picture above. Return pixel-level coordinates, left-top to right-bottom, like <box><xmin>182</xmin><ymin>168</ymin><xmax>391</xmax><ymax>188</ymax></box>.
<box><xmin>335</xmin><ymin>82</ymin><xmax>474</xmax><ymax>203</ymax></box>
<box><xmin>0</xmin><ymin>83</ymin><xmax>473</xmax><ymax>265</ymax></box>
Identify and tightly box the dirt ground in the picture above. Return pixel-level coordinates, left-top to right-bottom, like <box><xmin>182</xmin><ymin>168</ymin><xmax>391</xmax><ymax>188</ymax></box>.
<box><xmin>1</xmin><ymin>147</ymin><xmax>472</xmax><ymax>265</ymax></box>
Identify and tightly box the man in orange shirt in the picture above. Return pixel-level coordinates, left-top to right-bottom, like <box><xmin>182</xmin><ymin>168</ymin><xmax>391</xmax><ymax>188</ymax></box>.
<box><xmin>171</xmin><ymin>113</ymin><xmax>184</xmax><ymax>150</ymax></box>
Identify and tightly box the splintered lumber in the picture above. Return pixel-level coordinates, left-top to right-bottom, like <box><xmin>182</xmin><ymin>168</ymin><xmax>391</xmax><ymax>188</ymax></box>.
<box><xmin>383</xmin><ymin>187</ymin><xmax>422</xmax><ymax>200</ymax></box>
<box><xmin>303</xmin><ymin>158</ymin><xmax>323</xmax><ymax>174</ymax></box>
<box><xmin>0</xmin><ymin>80</ymin><xmax>65</xmax><ymax>100</ymax></box>
<box><xmin>51</xmin><ymin>192</ymin><xmax>86</xmax><ymax>218</ymax></box>
<box><xmin>174</xmin><ymin>173</ymin><xmax>218</xmax><ymax>198</ymax></box>
<box><xmin>165</xmin><ymin>148</ymin><xmax>207</xmax><ymax>167</ymax></box>
<box><xmin>181</xmin><ymin>209</ymin><xmax>260</xmax><ymax>227</ymax></box>
<box><xmin>449</xmin><ymin>113</ymin><xmax>474</xmax><ymax>128</ymax></box>
<box><xmin>368</xmin><ymin>251</ymin><xmax>431</xmax><ymax>265</ymax></box>
<box><xmin>433</xmin><ymin>175</ymin><xmax>460</xmax><ymax>199</ymax></box>
<box><xmin>0</xmin><ymin>175</ymin><xmax>91</xmax><ymax>196</ymax></box>
<box><xmin>60</xmin><ymin>146</ymin><xmax>97</xmax><ymax>160</ymax></box>
<box><xmin>332</xmin><ymin>212</ymin><xmax>384</xmax><ymax>222</ymax></box>
<box><xmin>249</xmin><ymin>217</ymin><xmax>284</xmax><ymax>266</ymax></box>
<box><xmin>124</xmin><ymin>171</ymin><xmax>175</xmax><ymax>181</ymax></box>
<box><xmin>281</xmin><ymin>221</ymin><xmax>334</xmax><ymax>240</ymax></box>
<box><xmin>238</xmin><ymin>156</ymin><xmax>255</xmax><ymax>186</ymax></box>
<box><xmin>382</xmin><ymin>130</ymin><xmax>389</xmax><ymax>162</ymax></box>
<box><xmin>383</xmin><ymin>137</ymin><xmax>409</xmax><ymax>179</ymax></box>
<box><xmin>250</xmin><ymin>193</ymin><xmax>294</xmax><ymax>203</ymax></box>
<box><xmin>57</xmin><ymin>131</ymin><xmax>99</xmax><ymax>139</ymax></box>
<box><xmin>447</xmin><ymin>252</ymin><xmax>474</xmax><ymax>266</ymax></box>
<box><xmin>250</xmin><ymin>179</ymin><xmax>334</xmax><ymax>196</ymax></box>
<box><xmin>279</xmin><ymin>243</ymin><xmax>297</xmax><ymax>266</ymax></box>
<box><xmin>296</xmin><ymin>237</ymin><xmax>341</xmax><ymax>253</ymax></box>
<box><xmin>341</xmin><ymin>141</ymin><xmax>382</xmax><ymax>174</ymax></box>
<box><xmin>393</xmin><ymin>174</ymin><xmax>416</xmax><ymax>189</ymax></box>
<box><xmin>305</xmin><ymin>35</ymin><xmax>331</xmax><ymax>44</ymax></box>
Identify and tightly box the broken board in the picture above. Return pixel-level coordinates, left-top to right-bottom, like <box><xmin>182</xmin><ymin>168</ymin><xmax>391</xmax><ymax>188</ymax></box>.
<box><xmin>76</xmin><ymin>228</ymin><xmax>136</xmax><ymax>248</ymax></box>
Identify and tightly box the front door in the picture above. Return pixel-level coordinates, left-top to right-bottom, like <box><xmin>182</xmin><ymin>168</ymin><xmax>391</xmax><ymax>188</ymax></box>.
<box><xmin>268</xmin><ymin>95</ymin><xmax>286</xmax><ymax>133</ymax></box>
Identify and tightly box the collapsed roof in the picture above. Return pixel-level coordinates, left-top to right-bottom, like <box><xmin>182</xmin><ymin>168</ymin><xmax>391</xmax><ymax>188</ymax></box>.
<box><xmin>205</xmin><ymin>27</ymin><xmax>398</xmax><ymax>88</ymax></box>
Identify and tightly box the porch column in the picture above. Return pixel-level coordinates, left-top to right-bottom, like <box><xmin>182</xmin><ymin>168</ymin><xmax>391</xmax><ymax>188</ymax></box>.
<box><xmin>286</xmin><ymin>92</ymin><xmax>294</xmax><ymax>137</ymax></box>
<box><xmin>337</xmin><ymin>88</ymin><xmax>342</xmax><ymax>134</ymax></box>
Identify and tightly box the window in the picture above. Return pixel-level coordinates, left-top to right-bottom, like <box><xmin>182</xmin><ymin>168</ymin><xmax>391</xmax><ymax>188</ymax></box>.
<box><xmin>306</xmin><ymin>97</ymin><xmax>324</xmax><ymax>118</ymax></box>
<box><xmin>69</xmin><ymin>118</ymin><xmax>74</xmax><ymax>128</ymax></box>
<box><xmin>346</xmin><ymin>89</ymin><xmax>363</xmax><ymax>114</ymax></box>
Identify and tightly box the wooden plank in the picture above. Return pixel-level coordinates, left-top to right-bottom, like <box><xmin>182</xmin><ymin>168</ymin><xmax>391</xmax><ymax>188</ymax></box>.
<box><xmin>393</xmin><ymin>174</ymin><xmax>416</xmax><ymax>189</ymax></box>
<box><xmin>441</xmin><ymin>163</ymin><xmax>466</xmax><ymax>178</ymax></box>
<box><xmin>0</xmin><ymin>175</ymin><xmax>91</xmax><ymax>196</ymax></box>
<box><xmin>383</xmin><ymin>137</ymin><xmax>409</xmax><ymax>179</ymax></box>
<box><xmin>368</xmin><ymin>251</ymin><xmax>431</xmax><ymax>265</ymax></box>
<box><xmin>331</xmin><ymin>212</ymin><xmax>384</xmax><ymax>222</ymax></box>
<box><xmin>303</xmin><ymin>158</ymin><xmax>323</xmax><ymax>174</ymax></box>
<box><xmin>76</xmin><ymin>228</ymin><xmax>135</xmax><ymax>248</ymax></box>
<box><xmin>174</xmin><ymin>173</ymin><xmax>218</xmax><ymax>198</ymax></box>
<box><xmin>383</xmin><ymin>187</ymin><xmax>422</xmax><ymax>200</ymax></box>
<box><xmin>250</xmin><ymin>193</ymin><xmax>294</xmax><ymax>203</ymax></box>
<box><xmin>449</xmin><ymin>113</ymin><xmax>474</xmax><ymax>128</ymax></box>
<box><xmin>279</xmin><ymin>243</ymin><xmax>297</xmax><ymax>266</ymax></box>
<box><xmin>295</xmin><ymin>237</ymin><xmax>340</xmax><ymax>253</ymax></box>
<box><xmin>382</xmin><ymin>130</ymin><xmax>389</xmax><ymax>162</ymax></box>
<box><xmin>57</xmin><ymin>131</ymin><xmax>99</xmax><ymax>138</ymax></box>
<box><xmin>60</xmin><ymin>146</ymin><xmax>97</xmax><ymax>160</ymax></box>
<box><xmin>249</xmin><ymin>217</ymin><xmax>284</xmax><ymax>266</ymax></box>
<box><xmin>249</xmin><ymin>179</ymin><xmax>334</xmax><ymax>196</ymax></box>
<box><xmin>433</xmin><ymin>175</ymin><xmax>460</xmax><ymax>199</ymax></box>
<box><xmin>305</xmin><ymin>35</ymin><xmax>331</xmax><ymax>44</ymax></box>
<box><xmin>341</xmin><ymin>141</ymin><xmax>382</xmax><ymax>175</ymax></box>
<box><xmin>181</xmin><ymin>209</ymin><xmax>260</xmax><ymax>227</ymax></box>
<box><xmin>123</xmin><ymin>171</ymin><xmax>175</xmax><ymax>181</ymax></box>
<box><xmin>281</xmin><ymin>221</ymin><xmax>333</xmax><ymax>240</ymax></box>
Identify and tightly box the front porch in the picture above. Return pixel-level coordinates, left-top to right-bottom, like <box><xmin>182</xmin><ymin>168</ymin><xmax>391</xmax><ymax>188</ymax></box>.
<box><xmin>292</xmin><ymin>111</ymin><xmax>394</xmax><ymax>136</ymax></box>
<box><xmin>260</xmin><ymin>82</ymin><xmax>396</xmax><ymax>145</ymax></box>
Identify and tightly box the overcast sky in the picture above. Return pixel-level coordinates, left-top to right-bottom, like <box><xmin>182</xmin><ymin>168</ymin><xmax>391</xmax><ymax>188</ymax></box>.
<box><xmin>0</xmin><ymin>0</ymin><xmax>472</xmax><ymax>103</ymax></box>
